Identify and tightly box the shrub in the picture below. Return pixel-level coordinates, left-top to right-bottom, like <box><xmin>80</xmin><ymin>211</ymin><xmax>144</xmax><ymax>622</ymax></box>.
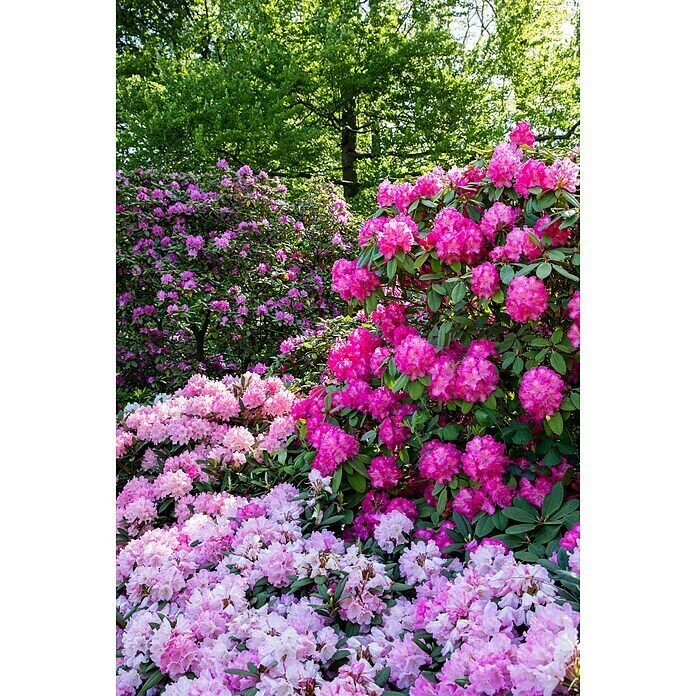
<box><xmin>292</xmin><ymin>123</ymin><xmax>580</xmax><ymax>563</ymax></box>
<box><xmin>116</xmin><ymin>481</ymin><xmax>580</xmax><ymax>696</ymax></box>
<box><xmin>116</xmin><ymin>372</ymin><xmax>303</xmax><ymax>500</ymax></box>
<box><xmin>116</xmin><ymin>163</ymin><xmax>355</xmax><ymax>404</ymax></box>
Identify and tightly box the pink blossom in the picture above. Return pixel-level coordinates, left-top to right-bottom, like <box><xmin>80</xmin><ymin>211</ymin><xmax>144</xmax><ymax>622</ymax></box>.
<box><xmin>331</xmin><ymin>258</ymin><xmax>380</xmax><ymax>301</ymax></box>
<box><xmin>487</xmin><ymin>142</ymin><xmax>523</xmax><ymax>188</ymax></box>
<box><xmin>506</xmin><ymin>276</ymin><xmax>549</xmax><ymax>322</ymax></box>
<box><xmin>377</xmin><ymin>214</ymin><xmax>418</xmax><ymax>260</ymax></box>
<box><xmin>418</xmin><ymin>440</ymin><xmax>463</xmax><ymax>485</ymax></box>
<box><xmin>394</xmin><ymin>335</ymin><xmax>437</xmax><ymax>379</ymax></box>
<box><xmin>470</xmin><ymin>262</ymin><xmax>500</xmax><ymax>299</ymax></box>
<box><xmin>519</xmin><ymin>366</ymin><xmax>565</xmax><ymax>420</ymax></box>
<box><xmin>509</xmin><ymin>121</ymin><xmax>536</xmax><ymax>147</ymax></box>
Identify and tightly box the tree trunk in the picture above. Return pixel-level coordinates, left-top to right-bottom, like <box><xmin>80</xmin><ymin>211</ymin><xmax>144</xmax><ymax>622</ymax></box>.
<box><xmin>193</xmin><ymin>311</ymin><xmax>211</xmax><ymax>362</ymax></box>
<box><xmin>340</xmin><ymin>95</ymin><xmax>360</xmax><ymax>199</ymax></box>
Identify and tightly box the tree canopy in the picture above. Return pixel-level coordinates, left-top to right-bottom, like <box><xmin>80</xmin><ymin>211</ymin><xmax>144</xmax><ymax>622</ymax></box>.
<box><xmin>117</xmin><ymin>0</ymin><xmax>579</xmax><ymax>205</ymax></box>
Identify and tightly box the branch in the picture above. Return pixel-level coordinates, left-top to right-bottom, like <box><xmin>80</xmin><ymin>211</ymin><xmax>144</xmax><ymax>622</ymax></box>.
<box><xmin>537</xmin><ymin>121</ymin><xmax>580</xmax><ymax>143</ymax></box>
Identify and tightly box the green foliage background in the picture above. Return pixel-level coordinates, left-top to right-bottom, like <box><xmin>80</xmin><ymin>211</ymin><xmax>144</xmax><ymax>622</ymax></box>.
<box><xmin>117</xmin><ymin>0</ymin><xmax>579</xmax><ymax>210</ymax></box>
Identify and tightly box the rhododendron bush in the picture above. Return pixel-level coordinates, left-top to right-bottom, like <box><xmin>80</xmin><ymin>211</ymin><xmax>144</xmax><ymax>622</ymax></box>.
<box><xmin>117</xmin><ymin>163</ymin><xmax>355</xmax><ymax>403</ymax></box>
<box><xmin>117</xmin><ymin>480</ymin><xmax>580</xmax><ymax>696</ymax></box>
<box><xmin>294</xmin><ymin>123</ymin><xmax>580</xmax><ymax>563</ymax></box>
<box><xmin>116</xmin><ymin>372</ymin><xmax>305</xmax><ymax>497</ymax></box>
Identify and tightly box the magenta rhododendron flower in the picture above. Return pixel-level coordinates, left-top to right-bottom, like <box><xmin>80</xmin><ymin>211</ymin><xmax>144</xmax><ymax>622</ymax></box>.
<box><xmin>331</xmin><ymin>258</ymin><xmax>380</xmax><ymax>301</ymax></box>
<box><xmin>418</xmin><ymin>439</ymin><xmax>463</xmax><ymax>484</ymax></box>
<box><xmin>479</xmin><ymin>202</ymin><xmax>520</xmax><ymax>243</ymax></box>
<box><xmin>368</xmin><ymin>455</ymin><xmax>402</xmax><ymax>489</ymax></box>
<box><xmin>514</xmin><ymin>158</ymin><xmax>554</xmax><ymax>197</ymax></box>
<box><xmin>470</xmin><ymin>261</ymin><xmax>501</xmax><ymax>299</ymax></box>
<box><xmin>509</xmin><ymin>120</ymin><xmax>536</xmax><ymax>147</ymax></box>
<box><xmin>429</xmin><ymin>207</ymin><xmax>483</xmax><ymax>265</ymax></box>
<box><xmin>455</xmin><ymin>356</ymin><xmax>499</xmax><ymax>402</ymax></box>
<box><xmin>506</xmin><ymin>275</ymin><xmax>549</xmax><ymax>322</ymax></box>
<box><xmin>487</xmin><ymin>142</ymin><xmax>523</xmax><ymax>188</ymax></box>
<box><xmin>394</xmin><ymin>334</ymin><xmax>437</xmax><ymax>379</ymax></box>
<box><xmin>377</xmin><ymin>214</ymin><xmax>418</xmax><ymax>259</ymax></box>
<box><xmin>519</xmin><ymin>366</ymin><xmax>565</xmax><ymax>420</ymax></box>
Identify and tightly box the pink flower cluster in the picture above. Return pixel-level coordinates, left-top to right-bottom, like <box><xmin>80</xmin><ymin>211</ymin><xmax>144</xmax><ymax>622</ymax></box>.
<box><xmin>377</xmin><ymin>214</ymin><xmax>418</xmax><ymax>259</ymax></box>
<box><xmin>453</xmin><ymin>436</ymin><xmax>514</xmax><ymax>519</ymax></box>
<box><xmin>418</xmin><ymin>440</ymin><xmax>463</xmax><ymax>485</ymax></box>
<box><xmin>428</xmin><ymin>207</ymin><xmax>484</xmax><ymax>266</ymax></box>
<box><xmin>506</xmin><ymin>276</ymin><xmax>549</xmax><ymax>323</ymax></box>
<box><xmin>568</xmin><ymin>290</ymin><xmax>580</xmax><ymax>348</ymax></box>
<box><xmin>394</xmin><ymin>334</ymin><xmax>437</xmax><ymax>379</ymax></box>
<box><xmin>116</xmin><ymin>374</ymin><xmax>297</xmax><ymax>530</ymax></box>
<box><xmin>470</xmin><ymin>262</ymin><xmax>501</xmax><ymax>299</ymax></box>
<box><xmin>331</xmin><ymin>258</ymin><xmax>380</xmax><ymax>301</ymax></box>
<box><xmin>519</xmin><ymin>366</ymin><xmax>565</xmax><ymax>421</ymax></box>
<box><xmin>428</xmin><ymin>342</ymin><xmax>499</xmax><ymax>404</ymax></box>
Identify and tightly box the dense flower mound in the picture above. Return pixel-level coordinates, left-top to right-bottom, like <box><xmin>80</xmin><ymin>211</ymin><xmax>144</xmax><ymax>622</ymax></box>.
<box><xmin>116</xmin><ymin>372</ymin><xmax>298</xmax><ymax>504</ymax></box>
<box><xmin>117</xmin><ymin>482</ymin><xmax>580</xmax><ymax>696</ymax></box>
<box><xmin>117</xmin><ymin>164</ymin><xmax>355</xmax><ymax>403</ymax></box>
<box><xmin>292</xmin><ymin>123</ymin><xmax>580</xmax><ymax>563</ymax></box>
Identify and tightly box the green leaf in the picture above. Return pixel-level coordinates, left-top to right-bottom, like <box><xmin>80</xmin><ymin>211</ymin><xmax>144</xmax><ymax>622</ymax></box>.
<box><xmin>437</xmin><ymin>488</ymin><xmax>448</xmax><ymax>515</ymax></box>
<box><xmin>551</xmin><ymin>263</ymin><xmax>579</xmax><ymax>281</ymax></box>
<box><xmin>500</xmin><ymin>265</ymin><xmax>515</xmax><ymax>284</ymax></box>
<box><xmin>390</xmin><ymin>582</ymin><xmax>413</xmax><ymax>593</ymax></box>
<box><xmin>536</xmin><ymin>262</ymin><xmax>552</xmax><ymax>279</ymax></box>
<box><xmin>542</xmin><ymin>447</ymin><xmax>563</xmax><ymax>467</ymax></box>
<box><xmin>537</xmin><ymin>191</ymin><xmax>557</xmax><ymax>209</ymax></box>
<box><xmin>542</xmin><ymin>482</ymin><xmax>565</xmax><ymax>517</ymax></box>
<box><xmin>460</xmin><ymin>401</ymin><xmax>473</xmax><ymax>414</ymax></box>
<box><xmin>137</xmin><ymin>670</ymin><xmax>165</xmax><ymax>695</ymax></box>
<box><xmin>346</xmin><ymin>470</ymin><xmax>366</xmax><ymax>493</ymax></box>
<box><xmin>427</xmin><ymin>290</ymin><xmax>442</xmax><ymax>312</ymax></box>
<box><xmin>408</xmin><ymin>380</ymin><xmax>425</xmax><ymax>400</ymax></box>
<box><xmin>289</xmin><ymin>577</ymin><xmax>314</xmax><ymax>592</ymax></box>
<box><xmin>513</xmin><ymin>497</ymin><xmax>540</xmax><ymax>517</ymax></box>
<box><xmin>375</xmin><ymin>667</ymin><xmax>391</xmax><ymax>687</ymax></box>
<box><xmin>392</xmin><ymin>373</ymin><xmax>409</xmax><ymax>393</ymax></box>
<box><xmin>505</xmin><ymin>523</ymin><xmax>537</xmax><ymax>535</ymax></box>
<box><xmin>548</xmin><ymin>498</ymin><xmax>580</xmax><ymax>523</ymax></box>
<box><xmin>386</xmin><ymin>257</ymin><xmax>397</xmax><ymax>281</ymax></box>
<box><xmin>547</xmin><ymin>411</ymin><xmax>564</xmax><ymax>435</ymax></box>
<box><xmin>491</xmin><ymin>289</ymin><xmax>505</xmax><ymax>303</ymax></box>
<box><xmin>550</xmin><ymin>352</ymin><xmax>567</xmax><ymax>375</ymax></box>
<box><xmin>559</xmin><ymin>213</ymin><xmax>579</xmax><ymax>229</ymax></box>
<box><xmin>475</xmin><ymin>514</ymin><xmax>495</xmax><ymax>537</ymax></box>
<box><xmin>451</xmin><ymin>282</ymin><xmax>468</xmax><ymax>303</ymax></box>
<box><xmin>534</xmin><ymin>524</ymin><xmax>563</xmax><ymax>545</ymax></box>
<box><xmin>441</xmin><ymin>424</ymin><xmax>459</xmax><ymax>440</ymax></box>
<box><xmin>502</xmin><ymin>506</ymin><xmax>537</xmax><ymax>523</ymax></box>
<box><xmin>453</xmin><ymin>512</ymin><xmax>472</xmax><ymax>537</ymax></box>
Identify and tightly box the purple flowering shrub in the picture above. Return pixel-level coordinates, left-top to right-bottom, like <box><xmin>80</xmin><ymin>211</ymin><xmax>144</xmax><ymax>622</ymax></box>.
<box><xmin>117</xmin><ymin>163</ymin><xmax>355</xmax><ymax>404</ymax></box>
<box><xmin>292</xmin><ymin>123</ymin><xmax>580</xmax><ymax>564</ymax></box>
